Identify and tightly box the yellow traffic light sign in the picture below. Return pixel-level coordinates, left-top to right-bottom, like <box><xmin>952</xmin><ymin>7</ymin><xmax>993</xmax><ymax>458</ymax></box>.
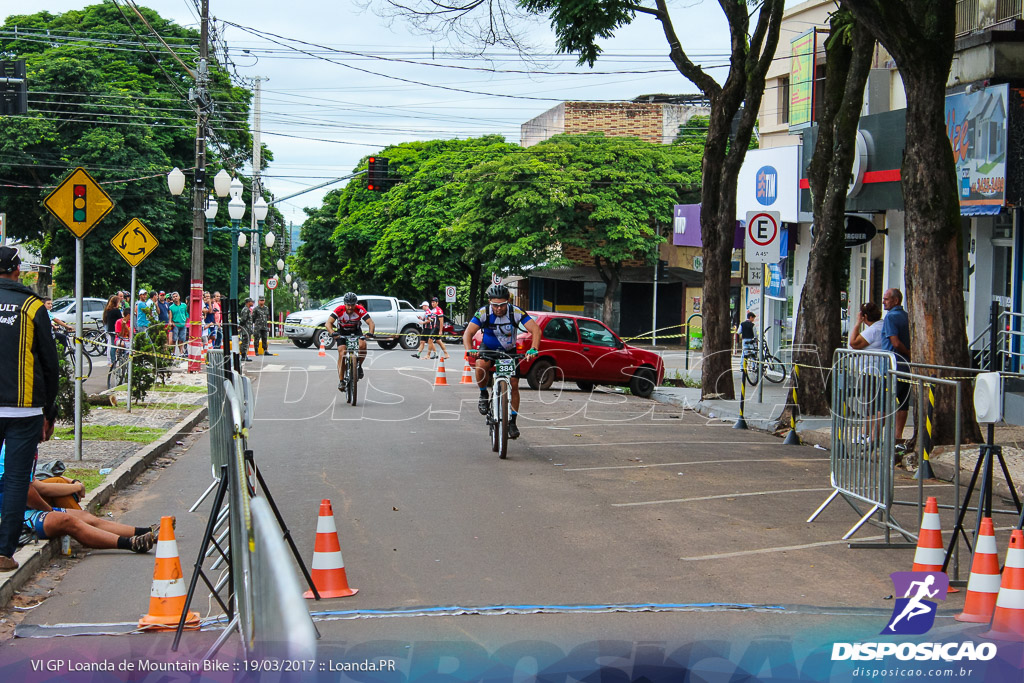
<box><xmin>42</xmin><ymin>167</ymin><xmax>114</xmax><ymax>239</ymax></box>
<box><xmin>111</xmin><ymin>218</ymin><xmax>159</xmax><ymax>267</ymax></box>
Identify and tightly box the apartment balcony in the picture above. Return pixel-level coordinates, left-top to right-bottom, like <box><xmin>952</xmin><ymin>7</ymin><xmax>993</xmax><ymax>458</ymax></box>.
<box><xmin>956</xmin><ymin>0</ymin><xmax>1023</xmax><ymax>37</ymax></box>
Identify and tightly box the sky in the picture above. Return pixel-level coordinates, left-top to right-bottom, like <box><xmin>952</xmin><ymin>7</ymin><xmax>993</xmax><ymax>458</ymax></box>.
<box><xmin>2</xmin><ymin>1</ymin><xmax>810</xmax><ymax>223</ymax></box>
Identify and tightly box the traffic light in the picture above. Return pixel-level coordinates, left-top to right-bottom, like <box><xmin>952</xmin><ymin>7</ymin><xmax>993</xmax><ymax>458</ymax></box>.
<box><xmin>72</xmin><ymin>184</ymin><xmax>87</xmax><ymax>223</ymax></box>
<box><xmin>0</xmin><ymin>60</ymin><xmax>27</xmax><ymax>116</ymax></box>
<box><xmin>367</xmin><ymin>156</ymin><xmax>389</xmax><ymax>191</ymax></box>
<box><xmin>656</xmin><ymin>259</ymin><xmax>668</xmax><ymax>280</ymax></box>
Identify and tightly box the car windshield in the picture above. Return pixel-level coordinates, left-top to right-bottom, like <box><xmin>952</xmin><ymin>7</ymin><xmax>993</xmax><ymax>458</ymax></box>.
<box><xmin>51</xmin><ymin>299</ymin><xmax>75</xmax><ymax>313</ymax></box>
<box><xmin>319</xmin><ymin>298</ymin><xmax>345</xmax><ymax>310</ymax></box>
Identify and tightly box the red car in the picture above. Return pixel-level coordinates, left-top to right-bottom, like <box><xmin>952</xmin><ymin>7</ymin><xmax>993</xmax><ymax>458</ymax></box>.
<box><xmin>471</xmin><ymin>311</ymin><xmax>665</xmax><ymax>397</ymax></box>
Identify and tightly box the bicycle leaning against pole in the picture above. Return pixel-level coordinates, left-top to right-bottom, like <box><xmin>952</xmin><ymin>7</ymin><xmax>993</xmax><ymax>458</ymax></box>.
<box><xmin>742</xmin><ymin>325</ymin><xmax>787</xmax><ymax>386</ymax></box>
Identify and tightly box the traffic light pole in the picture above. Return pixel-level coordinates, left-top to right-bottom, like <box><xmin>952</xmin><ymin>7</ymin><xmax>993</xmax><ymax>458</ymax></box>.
<box><xmin>187</xmin><ymin>0</ymin><xmax>210</xmax><ymax>373</ymax></box>
<box><xmin>74</xmin><ymin>238</ymin><xmax>83</xmax><ymax>461</ymax></box>
<box><xmin>652</xmin><ymin>260</ymin><xmax>659</xmax><ymax>347</ymax></box>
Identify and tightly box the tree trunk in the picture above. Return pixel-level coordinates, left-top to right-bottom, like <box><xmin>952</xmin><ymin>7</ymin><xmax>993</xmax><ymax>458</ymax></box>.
<box><xmin>469</xmin><ymin>261</ymin><xmax>482</xmax><ymax>318</ymax></box>
<box><xmin>792</xmin><ymin>14</ymin><xmax>874</xmax><ymax>417</ymax></box>
<box><xmin>594</xmin><ymin>256</ymin><xmax>620</xmax><ymax>328</ymax></box>
<box><xmin>902</xmin><ymin>63</ymin><xmax>982</xmax><ymax>444</ymax></box>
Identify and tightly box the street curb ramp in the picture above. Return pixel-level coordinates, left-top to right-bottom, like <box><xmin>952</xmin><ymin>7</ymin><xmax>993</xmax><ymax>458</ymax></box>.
<box><xmin>0</xmin><ymin>405</ymin><xmax>208</xmax><ymax>608</ymax></box>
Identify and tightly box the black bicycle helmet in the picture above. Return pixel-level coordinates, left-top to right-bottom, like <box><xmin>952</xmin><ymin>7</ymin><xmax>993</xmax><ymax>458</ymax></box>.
<box><xmin>486</xmin><ymin>283</ymin><xmax>509</xmax><ymax>300</ymax></box>
<box><xmin>343</xmin><ymin>292</ymin><xmax>358</xmax><ymax>305</ymax></box>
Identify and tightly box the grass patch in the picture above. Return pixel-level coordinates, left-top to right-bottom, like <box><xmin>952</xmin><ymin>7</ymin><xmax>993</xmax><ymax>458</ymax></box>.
<box><xmin>53</xmin><ymin>425</ymin><xmax>165</xmax><ymax>443</ymax></box>
<box><xmin>62</xmin><ymin>468</ymin><xmax>105</xmax><ymax>492</ymax></box>
<box><xmin>149</xmin><ymin>384</ymin><xmax>206</xmax><ymax>393</ymax></box>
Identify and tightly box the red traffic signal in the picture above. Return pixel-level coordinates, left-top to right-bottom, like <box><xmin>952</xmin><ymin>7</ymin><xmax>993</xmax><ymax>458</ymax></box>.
<box><xmin>367</xmin><ymin>156</ymin><xmax>389</xmax><ymax>191</ymax></box>
<box><xmin>72</xmin><ymin>184</ymin><xmax>87</xmax><ymax>222</ymax></box>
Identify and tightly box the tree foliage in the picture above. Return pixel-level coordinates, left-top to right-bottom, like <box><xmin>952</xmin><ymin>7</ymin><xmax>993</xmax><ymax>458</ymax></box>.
<box><xmin>296</xmin><ymin>133</ymin><xmax>698</xmax><ymax>321</ymax></box>
<box><xmin>0</xmin><ymin>4</ymin><xmax>256</xmax><ymax>297</ymax></box>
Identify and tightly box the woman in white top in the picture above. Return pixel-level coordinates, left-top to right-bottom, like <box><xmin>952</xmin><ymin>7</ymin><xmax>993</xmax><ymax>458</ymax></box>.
<box><xmin>848</xmin><ymin>301</ymin><xmax>885</xmax><ymax>442</ymax></box>
<box><xmin>849</xmin><ymin>301</ymin><xmax>884</xmax><ymax>350</ymax></box>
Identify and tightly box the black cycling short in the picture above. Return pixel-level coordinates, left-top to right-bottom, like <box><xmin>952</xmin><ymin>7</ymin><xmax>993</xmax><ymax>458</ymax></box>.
<box><xmin>476</xmin><ymin>348</ymin><xmax>523</xmax><ymax>378</ymax></box>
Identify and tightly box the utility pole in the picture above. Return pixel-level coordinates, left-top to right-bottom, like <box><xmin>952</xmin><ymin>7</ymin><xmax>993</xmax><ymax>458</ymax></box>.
<box><xmin>249</xmin><ymin>77</ymin><xmax>264</xmax><ymax>302</ymax></box>
<box><xmin>187</xmin><ymin>0</ymin><xmax>210</xmax><ymax>372</ymax></box>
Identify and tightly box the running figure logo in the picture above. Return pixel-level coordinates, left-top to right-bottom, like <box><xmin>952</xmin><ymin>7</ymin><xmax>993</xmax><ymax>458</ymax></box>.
<box><xmin>883</xmin><ymin>571</ymin><xmax>948</xmax><ymax>635</ymax></box>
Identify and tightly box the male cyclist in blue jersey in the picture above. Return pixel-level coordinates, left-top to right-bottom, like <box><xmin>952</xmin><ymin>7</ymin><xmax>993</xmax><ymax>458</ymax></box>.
<box><xmin>463</xmin><ymin>283</ymin><xmax>541</xmax><ymax>440</ymax></box>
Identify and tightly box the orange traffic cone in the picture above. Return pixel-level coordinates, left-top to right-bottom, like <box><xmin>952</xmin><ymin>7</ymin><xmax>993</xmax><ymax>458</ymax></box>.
<box><xmin>460</xmin><ymin>357</ymin><xmax>474</xmax><ymax>384</ymax></box>
<box><xmin>248</xmin><ymin>337</ymin><xmax>255</xmax><ymax>358</ymax></box>
<box><xmin>304</xmin><ymin>499</ymin><xmax>357</xmax><ymax>599</ymax></box>
<box><xmin>983</xmin><ymin>528</ymin><xmax>1024</xmax><ymax>641</ymax></box>
<box><xmin>139</xmin><ymin>516</ymin><xmax>200</xmax><ymax>630</ymax></box>
<box><xmin>433</xmin><ymin>357</ymin><xmax>448</xmax><ymax>386</ymax></box>
<box><xmin>911</xmin><ymin>497</ymin><xmax>958</xmax><ymax>592</ymax></box>
<box><xmin>318</xmin><ymin>340</ymin><xmax>327</xmax><ymax>357</ymax></box>
<box><xmin>956</xmin><ymin>517</ymin><xmax>1002</xmax><ymax>622</ymax></box>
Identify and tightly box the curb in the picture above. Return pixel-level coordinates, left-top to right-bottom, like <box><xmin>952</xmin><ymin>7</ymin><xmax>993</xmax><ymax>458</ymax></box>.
<box><xmin>0</xmin><ymin>404</ymin><xmax>208</xmax><ymax>608</ymax></box>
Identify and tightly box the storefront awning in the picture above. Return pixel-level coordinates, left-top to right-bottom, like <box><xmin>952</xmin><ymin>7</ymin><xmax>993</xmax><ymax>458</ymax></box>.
<box><xmin>961</xmin><ymin>205</ymin><xmax>1003</xmax><ymax>216</ymax></box>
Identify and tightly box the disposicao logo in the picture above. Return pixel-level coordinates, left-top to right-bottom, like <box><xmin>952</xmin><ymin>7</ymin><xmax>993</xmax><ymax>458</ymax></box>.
<box><xmin>755</xmin><ymin>165</ymin><xmax>777</xmax><ymax>206</ymax></box>
<box><xmin>831</xmin><ymin>572</ymin><xmax>997</xmax><ymax>662</ymax></box>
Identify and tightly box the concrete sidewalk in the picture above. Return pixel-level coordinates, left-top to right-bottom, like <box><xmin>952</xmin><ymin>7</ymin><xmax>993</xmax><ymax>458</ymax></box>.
<box><xmin>651</xmin><ymin>371</ymin><xmax>1024</xmax><ymax>504</ymax></box>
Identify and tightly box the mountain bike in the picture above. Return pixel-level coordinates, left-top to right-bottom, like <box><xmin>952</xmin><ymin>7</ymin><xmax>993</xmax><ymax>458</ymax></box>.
<box><xmin>742</xmin><ymin>326</ymin><xmax>787</xmax><ymax>386</ymax></box>
<box><xmin>479</xmin><ymin>350</ymin><xmax>524</xmax><ymax>460</ymax></box>
<box><xmin>107</xmin><ymin>342</ymin><xmax>130</xmax><ymax>390</ymax></box>
<box><xmin>83</xmin><ymin>329</ymin><xmax>109</xmax><ymax>357</ymax></box>
<box><xmin>335</xmin><ymin>334</ymin><xmax>366</xmax><ymax>406</ymax></box>
<box><xmin>56</xmin><ymin>331</ymin><xmax>93</xmax><ymax>382</ymax></box>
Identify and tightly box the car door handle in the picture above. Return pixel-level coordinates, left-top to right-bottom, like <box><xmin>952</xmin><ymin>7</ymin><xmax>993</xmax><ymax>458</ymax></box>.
<box><xmin>582</xmin><ymin>346</ymin><xmax>591</xmax><ymax>351</ymax></box>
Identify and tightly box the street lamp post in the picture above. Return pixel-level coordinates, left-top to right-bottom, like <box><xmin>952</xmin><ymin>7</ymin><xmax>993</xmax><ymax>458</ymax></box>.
<box><xmin>205</xmin><ymin>176</ymin><xmax>275</xmax><ymax>357</ymax></box>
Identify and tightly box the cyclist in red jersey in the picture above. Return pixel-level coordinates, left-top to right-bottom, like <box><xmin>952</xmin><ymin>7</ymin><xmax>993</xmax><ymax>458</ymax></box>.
<box><xmin>326</xmin><ymin>292</ymin><xmax>376</xmax><ymax>391</ymax></box>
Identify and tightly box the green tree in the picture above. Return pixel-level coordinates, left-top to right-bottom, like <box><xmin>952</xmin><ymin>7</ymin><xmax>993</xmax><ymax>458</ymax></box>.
<box><xmin>382</xmin><ymin>0</ymin><xmax>785</xmax><ymax>399</ymax></box>
<box><xmin>843</xmin><ymin>0</ymin><xmax>982</xmax><ymax>443</ymax></box>
<box><xmin>0</xmin><ymin>4</ymin><xmax>253</xmax><ymax>297</ymax></box>
<box><xmin>791</xmin><ymin>8</ymin><xmax>874</xmax><ymax>417</ymax></box>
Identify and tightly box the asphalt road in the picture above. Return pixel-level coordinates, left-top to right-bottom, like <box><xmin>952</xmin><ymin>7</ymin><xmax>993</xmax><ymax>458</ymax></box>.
<box><xmin>3</xmin><ymin>341</ymin><xmax>1012</xmax><ymax>680</ymax></box>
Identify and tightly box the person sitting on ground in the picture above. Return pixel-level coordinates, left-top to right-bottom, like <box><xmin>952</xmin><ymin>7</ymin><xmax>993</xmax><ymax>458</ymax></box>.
<box><xmin>0</xmin><ymin>443</ymin><xmax>158</xmax><ymax>553</ymax></box>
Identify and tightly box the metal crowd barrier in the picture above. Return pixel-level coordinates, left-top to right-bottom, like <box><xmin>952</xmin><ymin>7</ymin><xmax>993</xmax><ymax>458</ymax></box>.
<box><xmin>250</xmin><ymin>497</ymin><xmax>318</xmax><ymax>659</ymax></box>
<box><xmin>808</xmin><ymin>349</ymin><xmax>914</xmax><ymax>545</ymax></box>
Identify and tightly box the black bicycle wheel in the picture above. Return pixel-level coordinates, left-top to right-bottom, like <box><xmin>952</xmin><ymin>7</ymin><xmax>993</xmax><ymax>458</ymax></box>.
<box><xmin>497</xmin><ymin>384</ymin><xmax>508</xmax><ymax>459</ymax></box>
<box><xmin>84</xmin><ymin>331</ymin><xmax>105</xmax><ymax>357</ymax></box>
<box><xmin>742</xmin><ymin>356</ymin><xmax>760</xmax><ymax>387</ymax></box>
<box><xmin>77</xmin><ymin>348</ymin><xmax>93</xmax><ymax>381</ymax></box>
<box><xmin>490</xmin><ymin>392</ymin><xmax>499</xmax><ymax>453</ymax></box>
<box><xmin>764</xmin><ymin>355</ymin><xmax>787</xmax><ymax>384</ymax></box>
<box><xmin>349</xmin><ymin>353</ymin><xmax>358</xmax><ymax>406</ymax></box>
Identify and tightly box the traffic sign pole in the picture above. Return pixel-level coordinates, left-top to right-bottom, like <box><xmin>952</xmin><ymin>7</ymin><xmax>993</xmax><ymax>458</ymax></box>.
<box><xmin>758</xmin><ymin>263</ymin><xmax>766</xmax><ymax>405</ymax></box>
<box><xmin>74</xmin><ymin>239</ymin><xmax>83</xmax><ymax>461</ymax></box>
<box><xmin>127</xmin><ymin>268</ymin><xmax>137</xmax><ymax>413</ymax></box>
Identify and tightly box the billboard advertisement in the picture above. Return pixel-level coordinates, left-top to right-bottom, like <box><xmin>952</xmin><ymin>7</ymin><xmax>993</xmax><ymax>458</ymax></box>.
<box><xmin>946</xmin><ymin>83</ymin><xmax>1008</xmax><ymax>213</ymax></box>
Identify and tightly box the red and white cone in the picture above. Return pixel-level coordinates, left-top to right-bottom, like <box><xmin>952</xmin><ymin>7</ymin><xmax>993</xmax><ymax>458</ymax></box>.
<box><xmin>318</xmin><ymin>340</ymin><xmax>327</xmax><ymax>357</ymax></box>
<box><xmin>460</xmin><ymin>356</ymin><xmax>474</xmax><ymax>384</ymax></box>
<box><xmin>247</xmin><ymin>338</ymin><xmax>255</xmax><ymax>358</ymax></box>
<box><xmin>955</xmin><ymin>517</ymin><xmax>1001</xmax><ymax>622</ymax></box>
<box><xmin>983</xmin><ymin>528</ymin><xmax>1024</xmax><ymax>641</ymax></box>
<box><xmin>911</xmin><ymin>497</ymin><xmax>957</xmax><ymax>592</ymax></box>
<box><xmin>304</xmin><ymin>499</ymin><xmax>357</xmax><ymax>599</ymax></box>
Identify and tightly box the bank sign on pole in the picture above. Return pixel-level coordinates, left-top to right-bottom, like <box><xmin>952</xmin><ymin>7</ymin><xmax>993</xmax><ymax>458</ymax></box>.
<box><xmin>744</xmin><ymin>211</ymin><xmax>781</xmax><ymax>264</ymax></box>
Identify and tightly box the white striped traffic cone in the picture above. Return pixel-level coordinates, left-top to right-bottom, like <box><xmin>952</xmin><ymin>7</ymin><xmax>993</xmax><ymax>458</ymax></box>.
<box><xmin>983</xmin><ymin>528</ymin><xmax>1024</xmax><ymax>641</ymax></box>
<box><xmin>956</xmin><ymin>517</ymin><xmax>1001</xmax><ymax>623</ymax></box>
<box><xmin>139</xmin><ymin>516</ymin><xmax>200</xmax><ymax>630</ymax></box>
<box><xmin>460</xmin><ymin>356</ymin><xmax>474</xmax><ymax>384</ymax></box>
<box><xmin>911</xmin><ymin>497</ymin><xmax>957</xmax><ymax>592</ymax></box>
<box><xmin>303</xmin><ymin>499</ymin><xmax>357</xmax><ymax>599</ymax></box>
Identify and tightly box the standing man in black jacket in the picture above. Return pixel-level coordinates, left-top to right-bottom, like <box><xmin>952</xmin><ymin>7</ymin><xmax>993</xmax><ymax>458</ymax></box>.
<box><xmin>0</xmin><ymin>246</ymin><xmax>60</xmax><ymax>571</ymax></box>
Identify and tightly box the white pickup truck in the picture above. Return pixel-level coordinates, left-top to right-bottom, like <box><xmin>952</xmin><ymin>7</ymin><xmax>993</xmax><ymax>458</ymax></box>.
<box><xmin>284</xmin><ymin>294</ymin><xmax>423</xmax><ymax>350</ymax></box>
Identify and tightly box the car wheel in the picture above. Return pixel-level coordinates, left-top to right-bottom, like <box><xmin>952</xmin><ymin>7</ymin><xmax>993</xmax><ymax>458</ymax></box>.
<box><xmin>576</xmin><ymin>381</ymin><xmax>595</xmax><ymax>392</ymax></box>
<box><xmin>377</xmin><ymin>339</ymin><xmax>398</xmax><ymax>350</ymax></box>
<box><xmin>629</xmin><ymin>368</ymin><xmax>657</xmax><ymax>398</ymax></box>
<box><xmin>315</xmin><ymin>328</ymin><xmax>335</xmax><ymax>350</ymax></box>
<box><xmin>526</xmin><ymin>359</ymin><xmax>560</xmax><ymax>391</ymax></box>
<box><xmin>292</xmin><ymin>338</ymin><xmax>313</xmax><ymax>349</ymax></box>
<box><xmin>399</xmin><ymin>327</ymin><xmax>420</xmax><ymax>350</ymax></box>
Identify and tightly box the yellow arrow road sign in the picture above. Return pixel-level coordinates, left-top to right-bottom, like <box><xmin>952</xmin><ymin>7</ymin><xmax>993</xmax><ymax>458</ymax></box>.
<box><xmin>111</xmin><ymin>218</ymin><xmax>159</xmax><ymax>267</ymax></box>
<box><xmin>42</xmin><ymin>167</ymin><xmax>114</xmax><ymax>239</ymax></box>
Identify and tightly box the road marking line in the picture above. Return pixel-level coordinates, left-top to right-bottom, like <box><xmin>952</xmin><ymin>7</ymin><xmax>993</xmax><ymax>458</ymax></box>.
<box><xmin>613</xmin><ymin>483</ymin><xmax>951</xmax><ymax>507</ymax></box>
<box><xmin>564</xmin><ymin>457</ymin><xmax>829</xmax><ymax>472</ymax></box>
<box><xmin>533</xmin><ymin>440</ymin><xmax>773</xmax><ymax>449</ymax></box>
<box><xmin>307</xmin><ymin>365</ymin><xmax>327</xmax><ymax>371</ymax></box>
<box><xmin>679</xmin><ymin>535</ymin><xmax>892</xmax><ymax>560</ymax></box>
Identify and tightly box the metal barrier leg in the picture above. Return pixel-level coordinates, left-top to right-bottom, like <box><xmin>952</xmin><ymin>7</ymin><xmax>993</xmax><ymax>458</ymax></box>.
<box><xmin>842</xmin><ymin>504</ymin><xmax>880</xmax><ymax>541</ymax></box>
<box><xmin>807</xmin><ymin>489</ymin><xmax>840</xmax><ymax>523</ymax></box>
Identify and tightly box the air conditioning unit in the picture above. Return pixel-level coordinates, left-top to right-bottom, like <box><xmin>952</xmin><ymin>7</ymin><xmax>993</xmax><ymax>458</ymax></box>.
<box><xmin>974</xmin><ymin>372</ymin><xmax>1002</xmax><ymax>423</ymax></box>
